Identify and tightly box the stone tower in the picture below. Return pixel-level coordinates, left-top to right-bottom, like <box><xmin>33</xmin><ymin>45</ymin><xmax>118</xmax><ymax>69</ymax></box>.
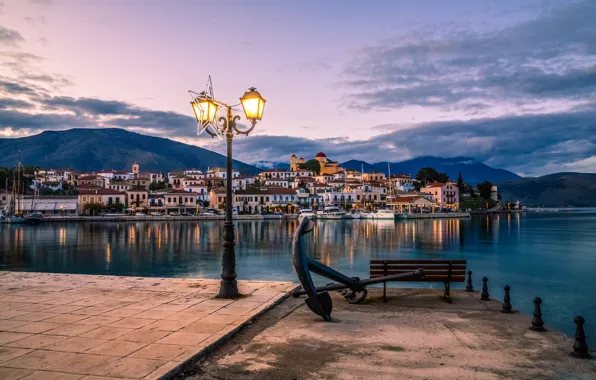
<box><xmin>298</xmin><ymin>157</ymin><xmax>305</xmax><ymax>166</ymax></box>
<box><xmin>290</xmin><ymin>154</ymin><xmax>297</xmax><ymax>171</ymax></box>
<box><xmin>132</xmin><ymin>162</ymin><xmax>140</xmax><ymax>175</ymax></box>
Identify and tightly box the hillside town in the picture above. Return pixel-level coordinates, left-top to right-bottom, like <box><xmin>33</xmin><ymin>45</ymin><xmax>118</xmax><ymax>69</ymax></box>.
<box><xmin>0</xmin><ymin>152</ymin><xmax>502</xmax><ymax>218</ymax></box>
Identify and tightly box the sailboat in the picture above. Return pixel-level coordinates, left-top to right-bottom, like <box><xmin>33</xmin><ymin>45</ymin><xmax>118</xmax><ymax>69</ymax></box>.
<box><xmin>359</xmin><ymin>164</ymin><xmax>373</xmax><ymax>219</ymax></box>
<box><xmin>4</xmin><ymin>153</ymin><xmax>27</xmax><ymax>224</ymax></box>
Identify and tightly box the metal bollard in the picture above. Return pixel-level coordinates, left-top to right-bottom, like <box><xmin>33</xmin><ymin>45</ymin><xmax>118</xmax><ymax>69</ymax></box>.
<box><xmin>570</xmin><ymin>316</ymin><xmax>593</xmax><ymax>359</ymax></box>
<box><xmin>501</xmin><ymin>285</ymin><xmax>512</xmax><ymax>313</ymax></box>
<box><xmin>465</xmin><ymin>270</ymin><xmax>474</xmax><ymax>292</ymax></box>
<box><xmin>480</xmin><ymin>276</ymin><xmax>490</xmax><ymax>301</ymax></box>
<box><xmin>530</xmin><ymin>297</ymin><xmax>547</xmax><ymax>331</ymax></box>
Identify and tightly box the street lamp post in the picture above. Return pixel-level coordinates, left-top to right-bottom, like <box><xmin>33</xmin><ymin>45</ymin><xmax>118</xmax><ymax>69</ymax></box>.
<box><xmin>190</xmin><ymin>86</ymin><xmax>266</xmax><ymax>298</ymax></box>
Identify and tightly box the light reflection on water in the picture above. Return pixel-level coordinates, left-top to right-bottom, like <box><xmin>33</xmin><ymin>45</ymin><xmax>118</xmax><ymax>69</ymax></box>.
<box><xmin>1</xmin><ymin>212</ymin><xmax>595</xmax><ymax>340</ymax></box>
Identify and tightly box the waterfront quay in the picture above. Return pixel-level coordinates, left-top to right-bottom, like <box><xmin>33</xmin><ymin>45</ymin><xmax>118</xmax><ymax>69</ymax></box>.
<box><xmin>0</xmin><ymin>271</ymin><xmax>295</xmax><ymax>380</ymax></box>
<box><xmin>186</xmin><ymin>289</ymin><xmax>596</xmax><ymax>380</ymax></box>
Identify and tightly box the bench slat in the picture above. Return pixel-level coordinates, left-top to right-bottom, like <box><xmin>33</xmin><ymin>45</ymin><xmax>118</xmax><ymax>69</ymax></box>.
<box><xmin>370</xmin><ymin>270</ymin><xmax>466</xmax><ymax>275</ymax></box>
<box><xmin>369</xmin><ymin>275</ymin><xmax>466</xmax><ymax>282</ymax></box>
<box><xmin>370</xmin><ymin>260</ymin><xmax>466</xmax><ymax>265</ymax></box>
<box><xmin>370</xmin><ymin>265</ymin><xmax>466</xmax><ymax>271</ymax></box>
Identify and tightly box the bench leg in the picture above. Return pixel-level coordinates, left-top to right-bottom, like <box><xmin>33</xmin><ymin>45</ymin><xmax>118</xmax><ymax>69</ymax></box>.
<box><xmin>383</xmin><ymin>281</ymin><xmax>387</xmax><ymax>303</ymax></box>
<box><xmin>443</xmin><ymin>281</ymin><xmax>452</xmax><ymax>303</ymax></box>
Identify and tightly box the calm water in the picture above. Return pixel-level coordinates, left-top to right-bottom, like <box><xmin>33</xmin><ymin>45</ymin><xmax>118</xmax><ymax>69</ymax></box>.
<box><xmin>1</xmin><ymin>212</ymin><xmax>596</xmax><ymax>340</ymax></box>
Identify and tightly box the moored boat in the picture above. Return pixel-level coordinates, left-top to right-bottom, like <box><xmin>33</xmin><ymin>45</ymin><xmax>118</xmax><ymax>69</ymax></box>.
<box><xmin>317</xmin><ymin>205</ymin><xmax>345</xmax><ymax>220</ymax></box>
<box><xmin>4</xmin><ymin>216</ymin><xmax>27</xmax><ymax>224</ymax></box>
<box><xmin>25</xmin><ymin>213</ymin><xmax>42</xmax><ymax>225</ymax></box>
<box><xmin>348</xmin><ymin>210</ymin><xmax>361</xmax><ymax>219</ymax></box>
<box><xmin>372</xmin><ymin>209</ymin><xmax>395</xmax><ymax>220</ymax></box>
<box><xmin>298</xmin><ymin>208</ymin><xmax>316</xmax><ymax>220</ymax></box>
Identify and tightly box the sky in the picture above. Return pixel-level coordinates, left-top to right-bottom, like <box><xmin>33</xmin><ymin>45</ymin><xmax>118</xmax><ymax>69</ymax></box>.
<box><xmin>0</xmin><ymin>0</ymin><xmax>595</xmax><ymax>176</ymax></box>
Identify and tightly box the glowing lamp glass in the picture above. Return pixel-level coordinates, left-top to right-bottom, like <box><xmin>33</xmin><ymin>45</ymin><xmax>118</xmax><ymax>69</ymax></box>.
<box><xmin>240</xmin><ymin>87</ymin><xmax>266</xmax><ymax>121</ymax></box>
<box><xmin>191</xmin><ymin>97</ymin><xmax>218</xmax><ymax>124</ymax></box>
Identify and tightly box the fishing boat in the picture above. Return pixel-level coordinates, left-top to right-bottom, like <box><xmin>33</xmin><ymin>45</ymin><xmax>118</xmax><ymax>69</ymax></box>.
<box><xmin>4</xmin><ymin>216</ymin><xmax>26</xmax><ymax>224</ymax></box>
<box><xmin>317</xmin><ymin>205</ymin><xmax>345</xmax><ymax>220</ymax></box>
<box><xmin>298</xmin><ymin>208</ymin><xmax>316</xmax><ymax>220</ymax></box>
<box><xmin>25</xmin><ymin>213</ymin><xmax>42</xmax><ymax>225</ymax></box>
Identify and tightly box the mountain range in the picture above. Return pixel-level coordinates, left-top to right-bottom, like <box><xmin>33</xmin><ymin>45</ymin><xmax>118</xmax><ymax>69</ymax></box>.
<box><xmin>340</xmin><ymin>157</ymin><xmax>521</xmax><ymax>184</ymax></box>
<box><xmin>0</xmin><ymin>128</ymin><xmax>259</xmax><ymax>174</ymax></box>
<box><xmin>498</xmin><ymin>173</ymin><xmax>596</xmax><ymax>207</ymax></box>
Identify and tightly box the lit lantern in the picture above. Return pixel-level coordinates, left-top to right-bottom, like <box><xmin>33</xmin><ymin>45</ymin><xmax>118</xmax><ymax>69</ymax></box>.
<box><xmin>191</xmin><ymin>93</ymin><xmax>218</xmax><ymax>125</ymax></box>
<box><xmin>240</xmin><ymin>87</ymin><xmax>266</xmax><ymax>122</ymax></box>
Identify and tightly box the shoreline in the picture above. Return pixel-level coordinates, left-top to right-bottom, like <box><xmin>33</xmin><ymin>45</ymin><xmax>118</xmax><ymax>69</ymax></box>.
<box><xmin>4</xmin><ymin>213</ymin><xmax>476</xmax><ymax>223</ymax></box>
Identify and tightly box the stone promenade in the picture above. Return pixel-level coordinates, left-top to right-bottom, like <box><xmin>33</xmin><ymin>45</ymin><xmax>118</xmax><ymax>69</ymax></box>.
<box><xmin>0</xmin><ymin>272</ymin><xmax>295</xmax><ymax>380</ymax></box>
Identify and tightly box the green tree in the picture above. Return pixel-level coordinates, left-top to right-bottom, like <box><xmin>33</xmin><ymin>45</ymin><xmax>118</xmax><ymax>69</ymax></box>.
<box><xmin>476</xmin><ymin>181</ymin><xmax>493</xmax><ymax>200</ymax></box>
<box><xmin>457</xmin><ymin>172</ymin><xmax>464</xmax><ymax>189</ymax></box>
<box><xmin>415</xmin><ymin>167</ymin><xmax>448</xmax><ymax>185</ymax></box>
<box><xmin>299</xmin><ymin>159</ymin><xmax>321</xmax><ymax>175</ymax></box>
<box><xmin>149</xmin><ymin>181</ymin><xmax>167</xmax><ymax>191</ymax></box>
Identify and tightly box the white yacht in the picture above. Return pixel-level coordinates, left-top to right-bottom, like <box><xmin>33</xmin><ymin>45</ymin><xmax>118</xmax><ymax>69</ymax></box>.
<box><xmin>360</xmin><ymin>211</ymin><xmax>373</xmax><ymax>219</ymax></box>
<box><xmin>298</xmin><ymin>208</ymin><xmax>316</xmax><ymax>220</ymax></box>
<box><xmin>347</xmin><ymin>209</ymin><xmax>361</xmax><ymax>219</ymax></box>
<box><xmin>372</xmin><ymin>209</ymin><xmax>395</xmax><ymax>220</ymax></box>
<box><xmin>317</xmin><ymin>205</ymin><xmax>346</xmax><ymax>220</ymax></box>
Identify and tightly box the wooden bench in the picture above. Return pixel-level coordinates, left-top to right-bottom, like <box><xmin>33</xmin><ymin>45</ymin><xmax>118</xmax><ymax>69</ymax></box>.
<box><xmin>370</xmin><ymin>259</ymin><xmax>467</xmax><ymax>303</ymax></box>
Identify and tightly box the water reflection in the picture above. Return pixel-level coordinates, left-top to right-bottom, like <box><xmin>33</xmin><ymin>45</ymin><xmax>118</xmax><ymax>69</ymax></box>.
<box><xmin>0</xmin><ymin>218</ymin><xmax>474</xmax><ymax>278</ymax></box>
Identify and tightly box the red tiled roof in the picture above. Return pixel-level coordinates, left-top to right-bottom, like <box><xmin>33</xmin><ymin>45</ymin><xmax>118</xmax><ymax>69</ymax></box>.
<box><xmin>425</xmin><ymin>182</ymin><xmax>447</xmax><ymax>188</ymax></box>
<box><xmin>78</xmin><ymin>175</ymin><xmax>100</xmax><ymax>180</ymax></box>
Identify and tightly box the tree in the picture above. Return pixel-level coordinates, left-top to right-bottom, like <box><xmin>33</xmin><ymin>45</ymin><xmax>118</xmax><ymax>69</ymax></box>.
<box><xmin>457</xmin><ymin>172</ymin><xmax>464</xmax><ymax>190</ymax></box>
<box><xmin>476</xmin><ymin>181</ymin><xmax>493</xmax><ymax>200</ymax></box>
<box><xmin>300</xmin><ymin>159</ymin><xmax>321</xmax><ymax>175</ymax></box>
<box><xmin>415</xmin><ymin>167</ymin><xmax>449</xmax><ymax>185</ymax></box>
<box><xmin>149</xmin><ymin>181</ymin><xmax>167</xmax><ymax>191</ymax></box>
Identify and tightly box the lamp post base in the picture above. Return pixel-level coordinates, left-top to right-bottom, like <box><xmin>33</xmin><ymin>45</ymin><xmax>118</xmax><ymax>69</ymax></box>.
<box><xmin>217</xmin><ymin>279</ymin><xmax>240</xmax><ymax>299</ymax></box>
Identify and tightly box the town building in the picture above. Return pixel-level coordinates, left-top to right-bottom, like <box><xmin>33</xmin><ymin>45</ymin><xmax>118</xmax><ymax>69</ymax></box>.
<box><xmin>78</xmin><ymin>188</ymin><xmax>126</xmax><ymax>209</ymax></box>
<box><xmin>386</xmin><ymin>195</ymin><xmax>436</xmax><ymax>213</ymax></box>
<box><xmin>421</xmin><ymin>181</ymin><xmax>460</xmax><ymax>210</ymax></box>
<box><xmin>126</xmin><ymin>187</ymin><xmax>149</xmax><ymax>209</ymax></box>
<box><xmin>362</xmin><ymin>171</ymin><xmax>386</xmax><ymax>182</ymax></box>
<box><xmin>390</xmin><ymin>174</ymin><xmax>415</xmax><ymax>192</ymax></box>
<box><xmin>77</xmin><ymin>175</ymin><xmax>105</xmax><ymax>188</ymax></box>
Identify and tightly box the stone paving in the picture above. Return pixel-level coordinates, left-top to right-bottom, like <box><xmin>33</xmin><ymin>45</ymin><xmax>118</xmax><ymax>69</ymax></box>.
<box><xmin>0</xmin><ymin>272</ymin><xmax>295</xmax><ymax>380</ymax></box>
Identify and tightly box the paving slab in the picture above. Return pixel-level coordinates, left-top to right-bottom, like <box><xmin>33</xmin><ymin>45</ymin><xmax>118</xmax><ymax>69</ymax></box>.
<box><xmin>182</xmin><ymin>288</ymin><xmax>596</xmax><ymax>380</ymax></box>
<box><xmin>0</xmin><ymin>271</ymin><xmax>295</xmax><ymax>379</ymax></box>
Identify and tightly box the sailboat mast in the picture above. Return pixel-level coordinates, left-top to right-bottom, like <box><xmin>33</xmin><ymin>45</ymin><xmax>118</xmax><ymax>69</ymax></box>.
<box><xmin>361</xmin><ymin>164</ymin><xmax>365</xmax><ymax>210</ymax></box>
<box><xmin>16</xmin><ymin>152</ymin><xmax>21</xmax><ymax>215</ymax></box>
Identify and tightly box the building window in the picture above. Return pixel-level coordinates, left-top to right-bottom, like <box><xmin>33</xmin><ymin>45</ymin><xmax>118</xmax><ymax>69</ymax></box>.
<box><xmin>83</xmin><ymin>196</ymin><xmax>87</xmax><ymax>202</ymax></box>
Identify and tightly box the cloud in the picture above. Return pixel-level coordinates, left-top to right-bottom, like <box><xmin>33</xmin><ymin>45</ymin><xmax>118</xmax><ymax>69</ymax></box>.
<box><xmin>1</xmin><ymin>68</ymin><xmax>594</xmax><ymax>176</ymax></box>
<box><xmin>341</xmin><ymin>1</ymin><xmax>596</xmax><ymax>113</ymax></box>
<box><xmin>24</xmin><ymin>16</ymin><xmax>47</xmax><ymax>27</ymax></box>
<box><xmin>0</xmin><ymin>25</ymin><xmax>25</xmax><ymax>46</ymax></box>
<box><xmin>27</xmin><ymin>0</ymin><xmax>52</xmax><ymax>5</ymax></box>
<box><xmin>0</xmin><ymin>78</ymin><xmax>199</xmax><ymax>138</ymax></box>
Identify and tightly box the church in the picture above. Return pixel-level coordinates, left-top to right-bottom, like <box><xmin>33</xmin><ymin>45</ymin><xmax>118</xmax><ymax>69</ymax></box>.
<box><xmin>290</xmin><ymin>152</ymin><xmax>344</xmax><ymax>175</ymax></box>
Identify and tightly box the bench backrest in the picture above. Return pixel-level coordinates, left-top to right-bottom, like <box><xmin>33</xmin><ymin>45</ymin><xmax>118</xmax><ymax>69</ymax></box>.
<box><xmin>370</xmin><ymin>260</ymin><xmax>466</xmax><ymax>283</ymax></box>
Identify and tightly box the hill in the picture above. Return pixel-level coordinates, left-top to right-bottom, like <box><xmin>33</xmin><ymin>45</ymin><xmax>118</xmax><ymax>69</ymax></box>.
<box><xmin>0</xmin><ymin>128</ymin><xmax>259</xmax><ymax>174</ymax></box>
<box><xmin>341</xmin><ymin>156</ymin><xmax>520</xmax><ymax>184</ymax></box>
<box><xmin>498</xmin><ymin>173</ymin><xmax>596</xmax><ymax>207</ymax></box>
